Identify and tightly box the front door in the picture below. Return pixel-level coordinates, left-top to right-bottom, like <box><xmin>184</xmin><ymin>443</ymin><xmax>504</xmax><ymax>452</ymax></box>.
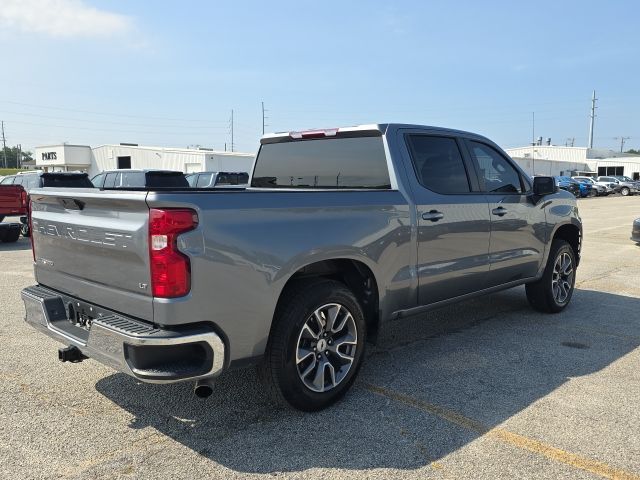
<box><xmin>401</xmin><ymin>132</ymin><xmax>492</xmax><ymax>305</ymax></box>
<box><xmin>465</xmin><ymin>140</ymin><xmax>546</xmax><ymax>286</ymax></box>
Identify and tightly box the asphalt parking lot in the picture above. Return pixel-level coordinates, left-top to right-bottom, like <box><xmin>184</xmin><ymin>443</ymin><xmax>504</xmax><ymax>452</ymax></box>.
<box><xmin>1</xmin><ymin>196</ymin><xmax>639</xmax><ymax>480</ymax></box>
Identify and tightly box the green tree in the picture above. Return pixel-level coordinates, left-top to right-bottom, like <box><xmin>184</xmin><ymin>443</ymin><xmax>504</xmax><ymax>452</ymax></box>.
<box><xmin>625</xmin><ymin>149</ymin><xmax>639</xmax><ymax>155</ymax></box>
<box><xmin>0</xmin><ymin>146</ymin><xmax>33</xmax><ymax>168</ymax></box>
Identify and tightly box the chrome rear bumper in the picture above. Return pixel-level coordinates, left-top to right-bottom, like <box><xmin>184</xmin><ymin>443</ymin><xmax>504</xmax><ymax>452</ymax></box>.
<box><xmin>21</xmin><ymin>285</ymin><xmax>225</xmax><ymax>383</ymax></box>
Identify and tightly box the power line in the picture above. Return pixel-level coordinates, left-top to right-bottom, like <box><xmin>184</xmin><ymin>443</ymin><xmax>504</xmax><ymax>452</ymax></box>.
<box><xmin>0</xmin><ymin>109</ymin><xmax>230</xmax><ymax>129</ymax></box>
<box><xmin>0</xmin><ymin>99</ymin><xmax>230</xmax><ymax>124</ymax></box>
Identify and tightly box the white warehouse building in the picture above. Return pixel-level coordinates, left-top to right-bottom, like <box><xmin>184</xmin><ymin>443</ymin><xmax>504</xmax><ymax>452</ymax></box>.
<box><xmin>505</xmin><ymin>145</ymin><xmax>640</xmax><ymax>179</ymax></box>
<box><xmin>34</xmin><ymin>143</ymin><xmax>255</xmax><ymax>178</ymax></box>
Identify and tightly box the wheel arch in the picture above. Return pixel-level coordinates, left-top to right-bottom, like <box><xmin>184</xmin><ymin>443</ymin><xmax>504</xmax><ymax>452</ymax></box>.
<box><xmin>552</xmin><ymin>222</ymin><xmax>582</xmax><ymax>266</ymax></box>
<box><xmin>273</xmin><ymin>258</ymin><xmax>382</xmax><ymax>343</ymax></box>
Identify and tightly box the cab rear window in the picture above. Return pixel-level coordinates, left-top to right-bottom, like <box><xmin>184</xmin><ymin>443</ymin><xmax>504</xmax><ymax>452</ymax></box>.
<box><xmin>251</xmin><ymin>137</ymin><xmax>391</xmax><ymax>189</ymax></box>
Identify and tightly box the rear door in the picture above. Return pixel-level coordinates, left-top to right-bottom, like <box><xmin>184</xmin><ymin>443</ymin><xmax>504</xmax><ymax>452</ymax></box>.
<box><xmin>398</xmin><ymin>130</ymin><xmax>491</xmax><ymax>305</ymax></box>
<box><xmin>30</xmin><ymin>190</ymin><xmax>153</xmax><ymax>320</ymax></box>
<box><xmin>464</xmin><ymin>140</ymin><xmax>546</xmax><ymax>286</ymax></box>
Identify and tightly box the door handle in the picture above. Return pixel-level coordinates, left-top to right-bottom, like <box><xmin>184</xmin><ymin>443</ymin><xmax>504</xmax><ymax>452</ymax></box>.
<box><xmin>492</xmin><ymin>207</ymin><xmax>507</xmax><ymax>216</ymax></box>
<box><xmin>422</xmin><ymin>210</ymin><xmax>444</xmax><ymax>222</ymax></box>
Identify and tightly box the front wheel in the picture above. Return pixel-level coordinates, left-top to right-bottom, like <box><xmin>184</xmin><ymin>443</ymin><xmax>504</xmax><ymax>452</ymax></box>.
<box><xmin>258</xmin><ymin>279</ymin><xmax>366</xmax><ymax>411</ymax></box>
<box><xmin>621</xmin><ymin>187</ymin><xmax>630</xmax><ymax>196</ymax></box>
<box><xmin>526</xmin><ymin>239</ymin><xmax>576</xmax><ymax>313</ymax></box>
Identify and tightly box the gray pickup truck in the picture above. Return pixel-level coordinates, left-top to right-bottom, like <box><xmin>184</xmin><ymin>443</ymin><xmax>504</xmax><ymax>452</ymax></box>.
<box><xmin>21</xmin><ymin>124</ymin><xmax>582</xmax><ymax>411</ymax></box>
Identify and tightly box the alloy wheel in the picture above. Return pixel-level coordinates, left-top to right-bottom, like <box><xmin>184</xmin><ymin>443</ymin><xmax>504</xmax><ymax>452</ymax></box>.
<box><xmin>295</xmin><ymin>303</ymin><xmax>358</xmax><ymax>393</ymax></box>
<box><xmin>552</xmin><ymin>252</ymin><xmax>574</xmax><ymax>304</ymax></box>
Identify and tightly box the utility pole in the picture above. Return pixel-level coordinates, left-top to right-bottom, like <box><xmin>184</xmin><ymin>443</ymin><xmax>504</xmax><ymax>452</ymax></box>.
<box><xmin>614</xmin><ymin>136</ymin><xmax>631</xmax><ymax>153</ymax></box>
<box><xmin>17</xmin><ymin>143</ymin><xmax>21</xmax><ymax>169</ymax></box>
<box><xmin>588</xmin><ymin>90</ymin><xmax>597</xmax><ymax>149</ymax></box>
<box><xmin>1</xmin><ymin>121</ymin><xmax>7</xmax><ymax>168</ymax></box>
<box><xmin>261</xmin><ymin>101</ymin><xmax>269</xmax><ymax>135</ymax></box>
<box><xmin>229</xmin><ymin>109</ymin><xmax>235</xmax><ymax>152</ymax></box>
<box><xmin>531</xmin><ymin>112</ymin><xmax>536</xmax><ymax>175</ymax></box>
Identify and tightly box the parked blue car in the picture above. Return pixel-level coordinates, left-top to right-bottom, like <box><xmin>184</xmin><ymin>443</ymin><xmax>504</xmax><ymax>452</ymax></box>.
<box><xmin>557</xmin><ymin>176</ymin><xmax>592</xmax><ymax>198</ymax></box>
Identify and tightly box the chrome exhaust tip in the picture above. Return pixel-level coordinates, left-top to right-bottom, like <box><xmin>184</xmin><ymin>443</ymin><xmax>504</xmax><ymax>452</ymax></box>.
<box><xmin>194</xmin><ymin>378</ymin><xmax>215</xmax><ymax>398</ymax></box>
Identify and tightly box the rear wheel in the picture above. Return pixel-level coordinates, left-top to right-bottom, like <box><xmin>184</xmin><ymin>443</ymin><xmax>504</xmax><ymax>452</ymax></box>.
<box><xmin>20</xmin><ymin>223</ymin><xmax>30</xmax><ymax>237</ymax></box>
<box><xmin>258</xmin><ymin>279</ymin><xmax>366</xmax><ymax>411</ymax></box>
<box><xmin>621</xmin><ymin>187</ymin><xmax>630</xmax><ymax>196</ymax></box>
<box><xmin>526</xmin><ymin>239</ymin><xmax>576</xmax><ymax>313</ymax></box>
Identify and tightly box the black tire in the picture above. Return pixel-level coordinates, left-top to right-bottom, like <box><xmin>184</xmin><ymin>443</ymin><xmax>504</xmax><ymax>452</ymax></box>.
<box><xmin>621</xmin><ymin>187</ymin><xmax>630</xmax><ymax>196</ymax></box>
<box><xmin>1</xmin><ymin>228</ymin><xmax>20</xmax><ymax>243</ymax></box>
<box><xmin>258</xmin><ymin>279</ymin><xmax>367</xmax><ymax>411</ymax></box>
<box><xmin>526</xmin><ymin>239</ymin><xmax>576</xmax><ymax>313</ymax></box>
<box><xmin>21</xmin><ymin>223</ymin><xmax>30</xmax><ymax>237</ymax></box>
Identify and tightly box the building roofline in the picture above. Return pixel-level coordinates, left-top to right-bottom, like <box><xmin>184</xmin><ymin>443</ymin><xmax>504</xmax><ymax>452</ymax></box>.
<box><xmin>35</xmin><ymin>144</ymin><xmax>92</xmax><ymax>149</ymax></box>
<box><xmin>91</xmin><ymin>144</ymin><xmax>254</xmax><ymax>156</ymax></box>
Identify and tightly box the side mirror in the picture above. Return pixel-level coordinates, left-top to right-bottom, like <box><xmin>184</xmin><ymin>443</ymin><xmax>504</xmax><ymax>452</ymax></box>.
<box><xmin>533</xmin><ymin>176</ymin><xmax>558</xmax><ymax>196</ymax></box>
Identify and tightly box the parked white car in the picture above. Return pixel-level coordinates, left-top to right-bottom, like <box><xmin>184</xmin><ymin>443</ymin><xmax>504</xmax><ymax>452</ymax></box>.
<box><xmin>572</xmin><ymin>176</ymin><xmax>613</xmax><ymax>196</ymax></box>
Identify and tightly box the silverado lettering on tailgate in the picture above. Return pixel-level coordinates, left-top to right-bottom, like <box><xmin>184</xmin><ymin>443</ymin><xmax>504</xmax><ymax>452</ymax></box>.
<box><xmin>32</xmin><ymin>219</ymin><xmax>134</xmax><ymax>250</ymax></box>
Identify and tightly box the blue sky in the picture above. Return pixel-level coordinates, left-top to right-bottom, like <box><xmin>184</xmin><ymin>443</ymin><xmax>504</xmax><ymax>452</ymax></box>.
<box><xmin>1</xmin><ymin>0</ymin><xmax>639</xmax><ymax>154</ymax></box>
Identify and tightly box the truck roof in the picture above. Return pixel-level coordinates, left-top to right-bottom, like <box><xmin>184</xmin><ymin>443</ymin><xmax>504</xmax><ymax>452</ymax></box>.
<box><xmin>260</xmin><ymin>123</ymin><xmax>491</xmax><ymax>144</ymax></box>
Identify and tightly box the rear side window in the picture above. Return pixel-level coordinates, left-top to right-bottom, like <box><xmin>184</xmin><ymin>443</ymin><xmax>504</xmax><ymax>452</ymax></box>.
<box><xmin>185</xmin><ymin>174</ymin><xmax>197</xmax><ymax>187</ymax></box>
<box><xmin>23</xmin><ymin>175</ymin><xmax>42</xmax><ymax>189</ymax></box>
<box><xmin>103</xmin><ymin>173</ymin><xmax>118</xmax><ymax>188</ymax></box>
<box><xmin>469</xmin><ymin>142</ymin><xmax>523</xmax><ymax>194</ymax></box>
<box><xmin>91</xmin><ymin>173</ymin><xmax>105</xmax><ymax>188</ymax></box>
<box><xmin>196</xmin><ymin>173</ymin><xmax>214</xmax><ymax>188</ymax></box>
<box><xmin>251</xmin><ymin>136</ymin><xmax>391</xmax><ymax>189</ymax></box>
<box><xmin>0</xmin><ymin>176</ymin><xmax>14</xmax><ymax>184</ymax></box>
<box><xmin>406</xmin><ymin>135</ymin><xmax>470</xmax><ymax>194</ymax></box>
<box><xmin>121</xmin><ymin>172</ymin><xmax>146</xmax><ymax>187</ymax></box>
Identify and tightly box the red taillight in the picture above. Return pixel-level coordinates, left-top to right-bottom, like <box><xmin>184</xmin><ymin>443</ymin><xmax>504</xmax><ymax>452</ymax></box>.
<box><xmin>149</xmin><ymin>208</ymin><xmax>198</xmax><ymax>298</ymax></box>
<box><xmin>20</xmin><ymin>189</ymin><xmax>28</xmax><ymax>210</ymax></box>
<box><xmin>290</xmin><ymin>128</ymin><xmax>339</xmax><ymax>139</ymax></box>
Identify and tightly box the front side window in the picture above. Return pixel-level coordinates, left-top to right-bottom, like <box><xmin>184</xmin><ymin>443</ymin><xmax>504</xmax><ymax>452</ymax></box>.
<box><xmin>405</xmin><ymin>135</ymin><xmax>470</xmax><ymax>194</ymax></box>
<box><xmin>252</xmin><ymin>136</ymin><xmax>391</xmax><ymax>189</ymax></box>
<box><xmin>469</xmin><ymin>142</ymin><xmax>523</xmax><ymax>194</ymax></box>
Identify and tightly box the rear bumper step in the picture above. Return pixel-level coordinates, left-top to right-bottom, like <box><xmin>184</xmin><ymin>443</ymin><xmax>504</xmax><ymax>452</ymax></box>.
<box><xmin>21</xmin><ymin>285</ymin><xmax>225</xmax><ymax>383</ymax></box>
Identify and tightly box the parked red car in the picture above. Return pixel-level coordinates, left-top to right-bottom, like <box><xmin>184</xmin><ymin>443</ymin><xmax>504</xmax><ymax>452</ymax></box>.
<box><xmin>0</xmin><ymin>184</ymin><xmax>28</xmax><ymax>243</ymax></box>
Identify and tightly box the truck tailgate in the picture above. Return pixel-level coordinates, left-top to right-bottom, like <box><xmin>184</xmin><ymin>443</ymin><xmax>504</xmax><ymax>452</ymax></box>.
<box><xmin>30</xmin><ymin>189</ymin><xmax>154</xmax><ymax>321</ymax></box>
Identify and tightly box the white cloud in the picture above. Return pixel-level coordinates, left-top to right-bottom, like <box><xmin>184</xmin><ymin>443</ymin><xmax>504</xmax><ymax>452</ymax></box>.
<box><xmin>0</xmin><ymin>0</ymin><xmax>133</xmax><ymax>38</ymax></box>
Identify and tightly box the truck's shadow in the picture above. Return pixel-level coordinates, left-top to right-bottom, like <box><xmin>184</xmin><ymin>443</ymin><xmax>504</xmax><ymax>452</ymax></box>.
<box><xmin>95</xmin><ymin>287</ymin><xmax>640</xmax><ymax>473</ymax></box>
<box><xmin>0</xmin><ymin>237</ymin><xmax>31</xmax><ymax>251</ymax></box>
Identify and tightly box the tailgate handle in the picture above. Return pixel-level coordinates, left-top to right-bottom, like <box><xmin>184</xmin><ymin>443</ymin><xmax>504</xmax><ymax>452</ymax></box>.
<box><xmin>60</xmin><ymin>198</ymin><xmax>85</xmax><ymax>211</ymax></box>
